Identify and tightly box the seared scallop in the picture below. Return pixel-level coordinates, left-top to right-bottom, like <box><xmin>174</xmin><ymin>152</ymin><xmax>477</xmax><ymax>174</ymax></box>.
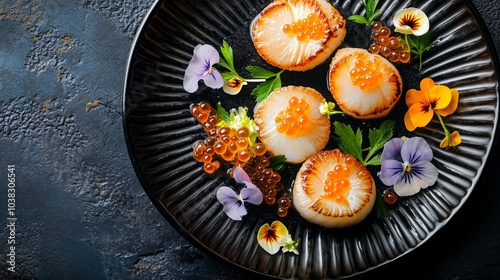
<box><xmin>293</xmin><ymin>149</ymin><xmax>376</xmax><ymax>228</ymax></box>
<box><xmin>328</xmin><ymin>48</ymin><xmax>403</xmax><ymax>119</ymax></box>
<box><xmin>251</xmin><ymin>0</ymin><xmax>346</xmax><ymax>71</ymax></box>
<box><xmin>254</xmin><ymin>86</ymin><xmax>330</xmax><ymax>164</ymax></box>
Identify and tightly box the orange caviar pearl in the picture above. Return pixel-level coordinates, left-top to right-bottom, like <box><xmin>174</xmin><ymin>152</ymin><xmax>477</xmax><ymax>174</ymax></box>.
<box><xmin>228</xmin><ymin>142</ymin><xmax>238</xmax><ymax>153</ymax></box>
<box><xmin>213</xmin><ymin>141</ymin><xmax>227</xmax><ymax>155</ymax></box>
<box><xmin>350</xmin><ymin>59</ymin><xmax>383</xmax><ymax>91</ymax></box>
<box><xmin>236</xmin><ymin>138</ymin><xmax>248</xmax><ymax>150</ymax></box>
<box><xmin>203</xmin><ymin>161</ymin><xmax>220</xmax><ymax>174</ymax></box>
<box><xmin>198</xmin><ymin>101</ymin><xmax>211</xmax><ymax>113</ymax></box>
<box><xmin>323</xmin><ymin>163</ymin><xmax>351</xmax><ymax>203</ymax></box>
<box><xmin>237</xmin><ymin>149</ymin><xmax>251</xmax><ymax>162</ymax></box>
<box><xmin>282</xmin><ymin>13</ymin><xmax>326</xmax><ymax>42</ymax></box>
<box><xmin>275</xmin><ymin>96</ymin><xmax>311</xmax><ymax>136</ymax></box>
<box><xmin>253</xmin><ymin>143</ymin><xmax>267</xmax><ymax>156</ymax></box>
<box><xmin>221</xmin><ymin>149</ymin><xmax>235</xmax><ymax>162</ymax></box>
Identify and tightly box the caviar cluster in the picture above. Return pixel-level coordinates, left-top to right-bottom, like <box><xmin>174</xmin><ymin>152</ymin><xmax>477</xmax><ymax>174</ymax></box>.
<box><xmin>191</xmin><ymin>101</ymin><xmax>293</xmax><ymax>217</ymax></box>
<box><xmin>369</xmin><ymin>21</ymin><xmax>411</xmax><ymax>64</ymax></box>
<box><xmin>275</xmin><ymin>96</ymin><xmax>311</xmax><ymax>136</ymax></box>
<box><xmin>235</xmin><ymin>155</ymin><xmax>293</xmax><ymax>218</ymax></box>
<box><xmin>323</xmin><ymin>164</ymin><xmax>351</xmax><ymax>204</ymax></box>
<box><xmin>191</xmin><ymin>102</ymin><xmax>257</xmax><ymax>174</ymax></box>
<box><xmin>349</xmin><ymin>59</ymin><xmax>383</xmax><ymax>91</ymax></box>
<box><xmin>282</xmin><ymin>13</ymin><xmax>326</xmax><ymax>41</ymax></box>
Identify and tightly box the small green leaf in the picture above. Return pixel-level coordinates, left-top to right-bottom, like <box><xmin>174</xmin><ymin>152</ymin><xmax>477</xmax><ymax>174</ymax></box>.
<box><xmin>365</xmin><ymin>120</ymin><xmax>395</xmax><ymax>165</ymax></box>
<box><xmin>216</xmin><ymin>102</ymin><xmax>230</xmax><ymax>123</ymax></box>
<box><xmin>349</xmin><ymin>0</ymin><xmax>380</xmax><ymax>25</ymax></box>
<box><xmin>269</xmin><ymin>155</ymin><xmax>287</xmax><ymax>171</ymax></box>
<box><xmin>348</xmin><ymin>15</ymin><xmax>369</xmax><ymax>24</ymax></box>
<box><xmin>251</xmin><ymin>76</ymin><xmax>282</xmax><ymax>102</ymax></box>
<box><xmin>246</xmin><ymin>66</ymin><xmax>278</xmax><ymax>79</ymax></box>
<box><xmin>332</xmin><ymin>121</ymin><xmax>364</xmax><ymax>162</ymax></box>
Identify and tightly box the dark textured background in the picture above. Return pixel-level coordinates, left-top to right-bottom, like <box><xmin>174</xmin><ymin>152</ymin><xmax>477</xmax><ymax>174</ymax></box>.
<box><xmin>0</xmin><ymin>0</ymin><xmax>498</xmax><ymax>279</ymax></box>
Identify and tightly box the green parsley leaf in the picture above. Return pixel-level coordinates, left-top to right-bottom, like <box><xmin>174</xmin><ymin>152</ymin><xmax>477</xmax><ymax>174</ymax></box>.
<box><xmin>407</xmin><ymin>32</ymin><xmax>433</xmax><ymax>70</ymax></box>
<box><xmin>269</xmin><ymin>155</ymin><xmax>287</xmax><ymax>171</ymax></box>
<box><xmin>246</xmin><ymin>66</ymin><xmax>278</xmax><ymax>79</ymax></box>
<box><xmin>219</xmin><ymin>40</ymin><xmax>235</xmax><ymax>72</ymax></box>
<box><xmin>251</xmin><ymin>75</ymin><xmax>282</xmax><ymax>102</ymax></box>
<box><xmin>333</xmin><ymin>120</ymin><xmax>394</xmax><ymax>166</ymax></box>
<box><xmin>347</xmin><ymin>15</ymin><xmax>370</xmax><ymax>25</ymax></box>
<box><xmin>217</xmin><ymin>40</ymin><xmax>245</xmax><ymax>80</ymax></box>
<box><xmin>349</xmin><ymin>0</ymin><xmax>380</xmax><ymax>25</ymax></box>
<box><xmin>216</xmin><ymin>102</ymin><xmax>230</xmax><ymax>123</ymax></box>
<box><xmin>332</xmin><ymin>121</ymin><xmax>364</xmax><ymax>161</ymax></box>
<box><xmin>365</xmin><ymin>120</ymin><xmax>395</xmax><ymax>165</ymax></box>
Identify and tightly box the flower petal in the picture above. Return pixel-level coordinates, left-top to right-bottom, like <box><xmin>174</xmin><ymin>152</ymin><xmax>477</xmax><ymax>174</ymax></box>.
<box><xmin>257</xmin><ymin>221</ymin><xmax>289</xmax><ymax>255</ymax></box>
<box><xmin>233</xmin><ymin>166</ymin><xmax>252</xmax><ymax>185</ymax></box>
<box><xmin>429</xmin><ymin>85</ymin><xmax>452</xmax><ymax>110</ymax></box>
<box><xmin>420</xmin><ymin>78</ymin><xmax>435</xmax><ymax>94</ymax></box>
<box><xmin>408</xmin><ymin>102</ymin><xmax>434</xmax><ymax>128</ymax></box>
<box><xmin>216</xmin><ymin>187</ymin><xmax>247</xmax><ymax>221</ymax></box>
<box><xmin>223</xmin><ymin>77</ymin><xmax>247</xmax><ymax>95</ymax></box>
<box><xmin>379</xmin><ymin>159</ymin><xmax>404</xmax><ymax>186</ymax></box>
<box><xmin>401</xmin><ymin>137</ymin><xmax>434</xmax><ymax>164</ymax></box>
<box><xmin>201</xmin><ymin>69</ymin><xmax>224</xmax><ymax>89</ymax></box>
<box><xmin>405</xmin><ymin>89</ymin><xmax>423</xmax><ymax>108</ymax></box>
<box><xmin>381</xmin><ymin>138</ymin><xmax>405</xmax><ymax>163</ymax></box>
<box><xmin>240</xmin><ymin>187</ymin><xmax>263</xmax><ymax>205</ymax></box>
<box><xmin>393</xmin><ymin>161</ymin><xmax>438</xmax><ymax>196</ymax></box>
<box><xmin>440</xmin><ymin>131</ymin><xmax>462</xmax><ymax>148</ymax></box>
<box><xmin>438</xmin><ymin>88</ymin><xmax>459</xmax><ymax>116</ymax></box>
<box><xmin>393</xmin><ymin>8</ymin><xmax>430</xmax><ymax>36</ymax></box>
<box><xmin>404</xmin><ymin>110</ymin><xmax>417</xmax><ymax>131</ymax></box>
<box><xmin>183</xmin><ymin>72</ymin><xmax>203</xmax><ymax>93</ymax></box>
<box><xmin>183</xmin><ymin>44</ymin><xmax>222</xmax><ymax>93</ymax></box>
<box><xmin>193</xmin><ymin>44</ymin><xmax>220</xmax><ymax>66</ymax></box>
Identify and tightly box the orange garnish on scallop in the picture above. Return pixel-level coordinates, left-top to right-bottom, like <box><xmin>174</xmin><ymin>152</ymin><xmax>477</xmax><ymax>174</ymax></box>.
<box><xmin>251</xmin><ymin>0</ymin><xmax>346</xmax><ymax>71</ymax></box>
<box><xmin>293</xmin><ymin>149</ymin><xmax>376</xmax><ymax>228</ymax></box>
<box><xmin>328</xmin><ymin>48</ymin><xmax>403</xmax><ymax>119</ymax></box>
<box><xmin>254</xmin><ymin>86</ymin><xmax>330</xmax><ymax>164</ymax></box>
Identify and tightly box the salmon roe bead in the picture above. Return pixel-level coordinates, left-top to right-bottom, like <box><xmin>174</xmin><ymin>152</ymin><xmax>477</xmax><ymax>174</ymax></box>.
<box><xmin>323</xmin><ymin>163</ymin><xmax>351</xmax><ymax>203</ymax></box>
<box><xmin>282</xmin><ymin>13</ymin><xmax>326</xmax><ymax>41</ymax></box>
<box><xmin>350</xmin><ymin>59</ymin><xmax>383</xmax><ymax>91</ymax></box>
<box><xmin>275</xmin><ymin>96</ymin><xmax>311</xmax><ymax>136</ymax></box>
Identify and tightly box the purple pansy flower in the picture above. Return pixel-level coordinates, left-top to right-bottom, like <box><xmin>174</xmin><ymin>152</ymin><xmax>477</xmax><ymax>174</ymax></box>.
<box><xmin>216</xmin><ymin>167</ymin><xmax>263</xmax><ymax>221</ymax></box>
<box><xmin>183</xmin><ymin>44</ymin><xmax>224</xmax><ymax>93</ymax></box>
<box><xmin>379</xmin><ymin>137</ymin><xmax>439</xmax><ymax>197</ymax></box>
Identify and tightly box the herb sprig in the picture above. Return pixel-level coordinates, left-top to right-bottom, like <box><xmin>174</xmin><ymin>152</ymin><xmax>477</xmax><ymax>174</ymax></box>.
<box><xmin>216</xmin><ymin>40</ymin><xmax>283</xmax><ymax>100</ymax></box>
<box><xmin>246</xmin><ymin>66</ymin><xmax>284</xmax><ymax>102</ymax></box>
<box><xmin>407</xmin><ymin>32</ymin><xmax>433</xmax><ymax>70</ymax></box>
<box><xmin>217</xmin><ymin>40</ymin><xmax>245</xmax><ymax>81</ymax></box>
<box><xmin>332</xmin><ymin>120</ymin><xmax>395</xmax><ymax>166</ymax></box>
<box><xmin>348</xmin><ymin>0</ymin><xmax>381</xmax><ymax>25</ymax></box>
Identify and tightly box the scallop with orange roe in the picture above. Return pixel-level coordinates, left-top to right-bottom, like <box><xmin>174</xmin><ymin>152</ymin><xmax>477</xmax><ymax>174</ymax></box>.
<box><xmin>293</xmin><ymin>149</ymin><xmax>376</xmax><ymax>228</ymax></box>
<box><xmin>328</xmin><ymin>48</ymin><xmax>403</xmax><ymax>120</ymax></box>
<box><xmin>254</xmin><ymin>86</ymin><xmax>330</xmax><ymax>164</ymax></box>
<box><xmin>251</xmin><ymin>0</ymin><xmax>346</xmax><ymax>71</ymax></box>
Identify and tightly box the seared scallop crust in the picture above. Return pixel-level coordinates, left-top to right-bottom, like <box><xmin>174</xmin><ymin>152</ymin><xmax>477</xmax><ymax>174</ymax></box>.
<box><xmin>251</xmin><ymin>0</ymin><xmax>346</xmax><ymax>71</ymax></box>
<box><xmin>293</xmin><ymin>149</ymin><xmax>376</xmax><ymax>228</ymax></box>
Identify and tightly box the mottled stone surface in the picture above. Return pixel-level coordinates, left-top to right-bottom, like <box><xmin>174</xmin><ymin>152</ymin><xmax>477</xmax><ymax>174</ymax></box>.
<box><xmin>0</xmin><ymin>0</ymin><xmax>499</xmax><ymax>279</ymax></box>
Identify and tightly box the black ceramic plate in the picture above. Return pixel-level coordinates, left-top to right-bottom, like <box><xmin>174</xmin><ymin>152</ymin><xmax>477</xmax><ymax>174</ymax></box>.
<box><xmin>123</xmin><ymin>0</ymin><xmax>499</xmax><ymax>278</ymax></box>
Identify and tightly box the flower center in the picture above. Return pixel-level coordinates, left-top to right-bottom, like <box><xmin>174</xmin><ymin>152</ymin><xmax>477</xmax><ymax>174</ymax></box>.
<box><xmin>264</xmin><ymin>228</ymin><xmax>278</xmax><ymax>243</ymax></box>
<box><xmin>399</xmin><ymin>14</ymin><xmax>421</xmax><ymax>30</ymax></box>
<box><xmin>275</xmin><ymin>96</ymin><xmax>311</xmax><ymax>136</ymax></box>
<box><xmin>405</xmin><ymin>164</ymin><xmax>412</xmax><ymax>173</ymax></box>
